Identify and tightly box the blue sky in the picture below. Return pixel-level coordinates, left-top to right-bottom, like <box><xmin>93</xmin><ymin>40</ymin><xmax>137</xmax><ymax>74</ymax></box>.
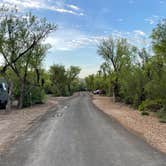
<box><xmin>1</xmin><ymin>0</ymin><xmax>166</xmax><ymax>77</ymax></box>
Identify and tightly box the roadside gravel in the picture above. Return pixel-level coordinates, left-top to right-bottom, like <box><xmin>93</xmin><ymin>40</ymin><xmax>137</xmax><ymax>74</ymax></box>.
<box><xmin>93</xmin><ymin>96</ymin><xmax>166</xmax><ymax>153</ymax></box>
<box><xmin>0</xmin><ymin>96</ymin><xmax>58</xmax><ymax>154</ymax></box>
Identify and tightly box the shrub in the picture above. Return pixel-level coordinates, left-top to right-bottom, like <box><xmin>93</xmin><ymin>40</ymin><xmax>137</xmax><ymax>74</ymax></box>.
<box><xmin>138</xmin><ymin>99</ymin><xmax>164</xmax><ymax>112</ymax></box>
<box><xmin>141</xmin><ymin>111</ymin><xmax>149</xmax><ymax>116</ymax></box>
<box><xmin>157</xmin><ymin>107</ymin><xmax>166</xmax><ymax>123</ymax></box>
<box><xmin>23</xmin><ymin>86</ymin><xmax>46</xmax><ymax>107</ymax></box>
<box><xmin>159</xmin><ymin>118</ymin><xmax>166</xmax><ymax>123</ymax></box>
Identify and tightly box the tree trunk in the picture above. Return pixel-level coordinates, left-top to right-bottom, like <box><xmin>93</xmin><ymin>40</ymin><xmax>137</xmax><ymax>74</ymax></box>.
<box><xmin>112</xmin><ymin>86</ymin><xmax>115</xmax><ymax>102</ymax></box>
<box><xmin>115</xmin><ymin>76</ymin><xmax>119</xmax><ymax>96</ymax></box>
<box><xmin>6</xmin><ymin>81</ymin><xmax>13</xmax><ymax>112</ymax></box>
<box><xmin>68</xmin><ymin>84</ymin><xmax>71</xmax><ymax>95</ymax></box>
<box><xmin>18</xmin><ymin>81</ymin><xmax>25</xmax><ymax>109</ymax></box>
<box><xmin>36</xmin><ymin>68</ymin><xmax>40</xmax><ymax>84</ymax></box>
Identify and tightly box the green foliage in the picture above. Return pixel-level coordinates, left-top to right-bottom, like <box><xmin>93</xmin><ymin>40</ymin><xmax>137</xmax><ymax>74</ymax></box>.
<box><xmin>119</xmin><ymin>66</ymin><xmax>147</xmax><ymax>107</ymax></box>
<box><xmin>141</xmin><ymin>111</ymin><xmax>150</xmax><ymax>116</ymax></box>
<box><xmin>0</xmin><ymin>6</ymin><xmax>56</xmax><ymax>109</ymax></box>
<box><xmin>97</xmin><ymin>37</ymin><xmax>132</xmax><ymax>98</ymax></box>
<box><xmin>139</xmin><ymin>99</ymin><xmax>164</xmax><ymax>112</ymax></box>
<box><xmin>159</xmin><ymin>119</ymin><xmax>166</xmax><ymax>123</ymax></box>
<box><xmin>144</xmin><ymin>60</ymin><xmax>166</xmax><ymax>101</ymax></box>
<box><xmin>49</xmin><ymin>64</ymin><xmax>67</xmax><ymax>96</ymax></box>
<box><xmin>23</xmin><ymin>86</ymin><xmax>46</xmax><ymax>107</ymax></box>
<box><xmin>66</xmin><ymin>66</ymin><xmax>81</xmax><ymax>95</ymax></box>
<box><xmin>86</xmin><ymin>19</ymin><xmax>166</xmax><ymax>121</ymax></box>
<box><xmin>157</xmin><ymin>107</ymin><xmax>166</xmax><ymax>123</ymax></box>
<box><xmin>49</xmin><ymin>64</ymin><xmax>81</xmax><ymax>96</ymax></box>
<box><xmin>151</xmin><ymin>19</ymin><xmax>166</xmax><ymax>60</ymax></box>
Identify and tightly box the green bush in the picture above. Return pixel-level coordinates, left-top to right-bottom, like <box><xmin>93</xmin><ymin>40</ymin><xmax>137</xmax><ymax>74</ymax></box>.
<box><xmin>23</xmin><ymin>86</ymin><xmax>46</xmax><ymax>107</ymax></box>
<box><xmin>141</xmin><ymin>111</ymin><xmax>149</xmax><ymax>116</ymax></box>
<box><xmin>159</xmin><ymin>118</ymin><xmax>166</xmax><ymax>123</ymax></box>
<box><xmin>157</xmin><ymin>107</ymin><xmax>166</xmax><ymax>123</ymax></box>
<box><xmin>138</xmin><ymin>99</ymin><xmax>164</xmax><ymax>112</ymax></box>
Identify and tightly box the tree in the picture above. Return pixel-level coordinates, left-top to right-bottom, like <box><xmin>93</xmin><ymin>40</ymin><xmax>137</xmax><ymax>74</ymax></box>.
<box><xmin>151</xmin><ymin>19</ymin><xmax>166</xmax><ymax>59</ymax></box>
<box><xmin>16</xmin><ymin>44</ymin><xmax>49</xmax><ymax>108</ymax></box>
<box><xmin>98</xmin><ymin>37</ymin><xmax>131</xmax><ymax>101</ymax></box>
<box><xmin>49</xmin><ymin>65</ymin><xmax>67</xmax><ymax>96</ymax></box>
<box><xmin>66</xmin><ymin>66</ymin><xmax>81</xmax><ymax>95</ymax></box>
<box><xmin>49</xmin><ymin>65</ymin><xmax>81</xmax><ymax>96</ymax></box>
<box><xmin>85</xmin><ymin>75</ymin><xmax>95</xmax><ymax>91</ymax></box>
<box><xmin>0</xmin><ymin>6</ymin><xmax>56</xmax><ymax>109</ymax></box>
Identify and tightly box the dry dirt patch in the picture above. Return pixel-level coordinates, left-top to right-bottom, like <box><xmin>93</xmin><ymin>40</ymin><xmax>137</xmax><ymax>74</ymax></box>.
<box><xmin>0</xmin><ymin>96</ymin><xmax>58</xmax><ymax>154</ymax></box>
<box><xmin>93</xmin><ymin>96</ymin><xmax>166</xmax><ymax>154</ymax></box>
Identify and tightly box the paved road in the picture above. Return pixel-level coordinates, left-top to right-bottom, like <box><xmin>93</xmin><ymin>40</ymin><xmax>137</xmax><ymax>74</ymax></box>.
<box><xmin>0</xmin><ymin>93</ymin><xmax>165</xmax><ymax>166</ymax></box>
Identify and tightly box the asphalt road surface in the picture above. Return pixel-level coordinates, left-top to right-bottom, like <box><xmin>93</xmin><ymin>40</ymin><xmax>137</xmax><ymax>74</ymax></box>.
<box><xmin>0</xmin><ymin>92</ymin><xmax>165</xmax><ymax>166</ymax></box>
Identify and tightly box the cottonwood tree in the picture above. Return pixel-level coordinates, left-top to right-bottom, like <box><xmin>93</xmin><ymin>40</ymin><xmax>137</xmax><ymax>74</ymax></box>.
<box><xmin>66</xmin><ymin>66</ymin><xmax>81</xmax><ymax>95</ymax></box>
<box><xmin>85</xmin><ymin>75</ymin><xmax>95</xmax><ymax>91</ymax></box>
<box><xmin>49</xmin><ymin>65</ymin><xmax>81</xmax><ymax>96</ymax></box>
<box><xmin>98</xmin><ymin>37</ymin><xmax>131</xmax><ymax>101</ymax></box>
<box><xmin>15</xmin><ymin>44</ymin><xmax>50</xmax><ymax>108</ymax></box>
<box><xmin>0</xmin><ymin>6</ymin><xmax>56</xmax><ymax>109</ymax></box>
<box><xmin>49</xmin><ymin>65</ymin><xmax>67</xmax><ymax>96</ymax></box>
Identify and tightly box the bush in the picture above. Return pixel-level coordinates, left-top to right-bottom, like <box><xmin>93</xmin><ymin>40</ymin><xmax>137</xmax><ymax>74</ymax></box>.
<box><xmin>23</xmin><ymin>86</ymin><xmax>46</xmax><ymax>107</ymax></box>
<box><xmin>141</xmin><ymin>111</ymin><xmax>149</xmax><ymax>116</ymax></box>
<box><xmin>138</xmin><ymin>99</ymin><xmax>164</xmax><ymax>112</ymax></box>
<box><xmin>157</xmin><ymin>107</ymin><xmax>166</xmax><ymax>123</ymax></box>
<box><xmin>159</xmin><ymin>118</ymin><xmax>166</xmax><ymax>123</ymax></box>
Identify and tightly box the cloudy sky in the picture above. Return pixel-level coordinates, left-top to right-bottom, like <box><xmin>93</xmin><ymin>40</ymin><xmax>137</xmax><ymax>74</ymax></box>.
<box><xmin>0</xmin><ymin>0</ymin><xmax>165</xmax><ymax>77</ymax></box>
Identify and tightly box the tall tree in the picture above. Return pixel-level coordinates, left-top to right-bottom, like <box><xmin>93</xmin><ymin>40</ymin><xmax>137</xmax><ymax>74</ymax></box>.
<box><xmin>0</xmin><ymin>6</ymin><xmax>56</xmax><ymax>109</ymax></box>
<box><xmin>66</xmin><ymin>66</ymin><xmax>81</xmax><ymax>95</ymax></box>
<box><xmin>151</xmin><ymin>19</ymin><xmax>166</xmax><ymax>59</ymax></box>
<box><xmin>98</xmin><ymin>37</ymin><xmax>131</xmax><ymax>101</ymax></box>
<box><xmin>49</xmin><ymin>65</ymin><xmax>67</xmax><ymax>96</ymax></box>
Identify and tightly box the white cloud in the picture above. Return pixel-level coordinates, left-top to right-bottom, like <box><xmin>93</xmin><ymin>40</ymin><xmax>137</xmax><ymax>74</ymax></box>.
<box><xmin>145</xmin><ymin>18</ymin><xmax>155</xmax><ymax>25</ymax></box>
<box><xmin>44</xmin><ymin>26</ymin><xmax>149</xmax><ymax>54</ymax></box>
<box><xmin>49</xmin><ymin>7</ymin><xmax>79</xmax><ymax>15</ymax></box>
<box><xmin>44</xmin><ymin>28</ymin><xmax>105</xmax><ymax>51</ymax></box>
<box><xmin>145</xmin><ymin>15</ymin><xmax>163</xmax><ymax>25</ymax></box>
<box><xmin>43</xmin><ymin>28</ymin><xmax>150</xmax><ymax>78</ymax></box>
<box><xmin>67</xmin><ymin>4</ymin><xmax>80</xmax><ymax>11</ymax></box>
<box><xmin>0</xmin><ymin>0</ymin><xmax>84</xmax><ymax>16</ymax></box>
<box><xmin>133</xmin><ymin>30</ymin><xmax>146</xmax><ymax>36</ymax></box>
<box><xmin>110</xmin><ymin>29</ymin><xmax>150</xmax><ymax>49</ymax></box>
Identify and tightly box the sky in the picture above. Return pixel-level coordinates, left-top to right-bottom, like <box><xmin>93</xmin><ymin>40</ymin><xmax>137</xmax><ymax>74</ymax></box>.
<box><xmin>0</xmin><ymin>0</ymin><xmax>166</xmax><ymax>77</ymax></box>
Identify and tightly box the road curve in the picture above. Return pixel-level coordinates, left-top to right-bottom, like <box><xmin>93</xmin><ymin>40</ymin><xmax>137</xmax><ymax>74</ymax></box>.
<box><xmin>0</xmin><ymin>92</ymin><xmax>165</xmax><ymax>166</ymax></box>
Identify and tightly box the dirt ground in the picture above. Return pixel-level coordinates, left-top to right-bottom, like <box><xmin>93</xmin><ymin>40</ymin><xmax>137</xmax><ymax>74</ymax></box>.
<box><xmin>93</xmin><ymin>95</ymin><xmax>166</xmax><ymax>154</ymax></box>
<box><xmin>0</xmin><ymin>96</ymin><xmax>58</xmax><ymax>154</ymax></box>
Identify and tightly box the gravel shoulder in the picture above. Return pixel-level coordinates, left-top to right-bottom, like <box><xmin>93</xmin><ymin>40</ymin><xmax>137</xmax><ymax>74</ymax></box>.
<box><xmin>0</xmin><ymin>96</ymin><xmax>58</xmax><ymax>154</ymax></box>
<box><xmin>92</xmin><ymin>95</ymin><xmax>166</xmax><ymax>154</ymax></box>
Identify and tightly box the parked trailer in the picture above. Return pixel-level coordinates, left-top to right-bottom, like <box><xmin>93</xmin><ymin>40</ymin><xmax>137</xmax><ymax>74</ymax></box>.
<box><xmin>0</xmin><ymin>79</ymin><xmax>8</xmax><ymax>108</ymax></box>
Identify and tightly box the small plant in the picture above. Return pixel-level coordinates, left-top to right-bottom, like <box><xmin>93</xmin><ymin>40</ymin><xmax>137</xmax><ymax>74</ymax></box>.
<box><xmin>23</xmin><ymin>86</ymin><xmax>46</xmax><ymax>107</ymax></box>
<box><xmin>157</xmin><ymin>107</ymin><xmax>166</xmax><ymax>123</ymax></box>
<box><xmin>159</xmin><ymin>118</ymin><xmax>166</xmax><ymax>123</ymax></box>
<box><xmin>139</xmin><ymin>99</ymin><xmax>164</xmax><ymax>112</ymax></box>
<box><xmin>141</xmin><ymin>111</ymin><xmax>149</xmax><ymax>116</ymax></box>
